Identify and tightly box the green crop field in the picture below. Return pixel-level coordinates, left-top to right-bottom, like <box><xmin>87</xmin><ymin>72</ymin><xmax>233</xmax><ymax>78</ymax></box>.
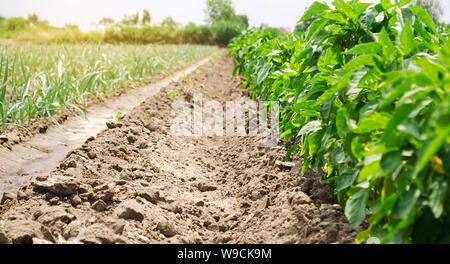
<box><xmin>229</xmin><ymin>0</ymin><xmax>450</xmax><ymax>243</ymax></box>
<box><xmin>0</xmin><ymin>44</ymin><xmax>215</xmax><ymax>130</ymax></box>
<box><xmin>1</xmin><ymin>0</ymin><xmax>449</xmax><ymax>246</ymax></box>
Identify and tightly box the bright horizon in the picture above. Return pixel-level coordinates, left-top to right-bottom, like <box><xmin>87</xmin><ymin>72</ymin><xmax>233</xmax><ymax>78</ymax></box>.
<box><xmin>1</xmin><ymin>0</ymin><xmax>450</xmax><ymax>31</ymax></box>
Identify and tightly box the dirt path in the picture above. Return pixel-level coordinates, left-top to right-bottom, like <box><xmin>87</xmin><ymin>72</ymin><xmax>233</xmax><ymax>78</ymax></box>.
<box><xmin>0</xmin><ymin>50</ymin><xmax>358</xmax><ymax>244</ymax></box>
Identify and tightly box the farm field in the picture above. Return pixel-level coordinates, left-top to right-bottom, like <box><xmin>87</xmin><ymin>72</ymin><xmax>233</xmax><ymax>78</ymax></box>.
<box><xmin>0</xmin><ymin>0</ymin><xmax>449</xmax><ymax>246</ymax></box>
<box><xmin>0</xmin><ymin>44</ymin><xmax>215</xmax><ymax>131</ymax></box>
<box><xmin>0</xmin><ymin>54</ymin><xmax>213</xmax><ymax>197</ymax></box>
<box><xmin>1</xmin><ymin>51</ymin><xmax>358</xmax><ymax>244</ymax></box>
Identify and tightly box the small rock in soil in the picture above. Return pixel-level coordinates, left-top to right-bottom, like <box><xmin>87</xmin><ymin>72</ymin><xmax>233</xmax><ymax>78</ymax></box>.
<box><xmin>108</xmin><ymin>219</ymin><xmax>126</xmax><ymax>235</ymax></box>
<box><xmin>92</xmin><ymin>200</ymin><xmax>108</xmax><ymax>212</ymax></box>
<box><xmin>71</xmin><ymin>195</ymin><xmax>82</xmax><ymax>207</ymax></box>
<box><xmin>115</xmin><ymin>200</ymin><xmax>145</xmax><ymax>222</ymax></box>
<box><xmin>106</xmin><ymin>122</ymin><xmax>119</xmax><ymax>129</ymax></box>
<box><xmin>2</xmin><ymin>220</ymin><xmax>45</xmax><ymax>244</ymax></box>
<box><xmin>99</xmin><ymin>190</ymin><xmax>115</xmax><ymax>203</ymax></box>
<box><xmin>63</xmin><ymin>220</ymin><xmax>84</xmax><ymax>238</ymax></box>
<box><xmin>137</xmin><ymin>187</ymin><xmax>160</xmax><ymax>204</ymax></box>
<box><xmin>257</xmin><ymin>196</ymin><xmax>269</xmax><ymax>211</ymax></box>
<box><xmin>289</xmin><ymin>192</ymin><xmax>312</xmax><ymax>205</ymax></box>
<box><xmin>78</xmin><ymin>183</ymin><xmax>91</xmax><ymax>194</ymax></box>
<box><xmin>49</xmin><ymin>197</ymin><xmax>59</xmax><ymax>205</ymax></box>
<box><xmin>115</xmin><ymin>180</ymin><xmax>128</xmax><ymax>186</ymax></box>
<box><xmin>87</xmin><ymin>152</ymin><xmax>97</xmax><ymax>159</ymax></box>
<box><xmin>38</xmin><ymin>126</ymin><xmax>48</xmax><ymax>134</ymax></box>
<box><xmin>37</xmin><ymin>206</ymin><xmax>75</xmax><ymax>225</ymax></box>
<box><xmin>77</xmin><ymin>224</ymin><xmax>120</xmax><ymax>244</ymax></box>
<box><xmin>138</xmin><ymin>141</ymin><xmax>148</xmax><ymax>149</ymax></box>
<box><xmin>195</xmin><ymin>200</ymin><xmax>205</xmax><ymax>207</ymax></box>
<box><xmin>16</xmin><ymin>190</ymin><xmax>28</xmax><ymax>201</ymax></box>
<box><xmin>144</xmin><ymin>121</ymin><xmax>157</xmax><ymax>132</ymax></box>
<box><xmin>94</xmin><ymin>184</ymin><xmax>109</xmax><ymax>192</ymax></box>
<box><xmin>1</xmin><ymin>192</ymin><xmax>16</xmax><ymax>204</ymax></box>
<box><xmin>127</xmin><ymin>135</ymin><xmax>137</xmax><ymax>144</ymax></box>
<box><xmin>111</xmin><ymin>164</ymin><xmax>123</xmax><ymax>172</ymax></box>
<box><xmin>156</xmin><ymin>221</ymin><xmax>177</xmax><ymax>237</ymax></box>
<box><xmin>196</xmin><ymin>182</ymin><xmax>217</xmax><ymax>192</ymax></box>
<box><xmin>275</xmin><ymin>161</ymin><xmax>295</xmax><ymax>169</ymax></box>
<box><xmin>79</xmin><ymin>192</ymin><xmax>93</xmax><ymax>202</ymax></box>
<box><xmin>0</xmin><ymin>230</ymin><xmax>11</xmax><ymax>244</ymax></box>
<box><xmin>60</xmin><ymin>160</ymin><xmax>77</xmax><ymax>170</ymax></box>
<box><xmin>32</xmin><ymin>176</ymin><xmax>79</xmax><ymax>196</ymax></box>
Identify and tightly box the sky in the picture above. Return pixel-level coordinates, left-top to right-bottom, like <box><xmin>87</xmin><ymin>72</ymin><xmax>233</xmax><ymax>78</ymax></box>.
<box><xmin>1</xmin><ymin>0</ymin><xmax>450</xmax><ymax>31</ymax></box>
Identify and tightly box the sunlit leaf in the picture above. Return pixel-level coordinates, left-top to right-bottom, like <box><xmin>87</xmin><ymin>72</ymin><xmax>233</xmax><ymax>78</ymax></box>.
<box><xmin>299</xmin><ymin>1</ymin><xmax>330</xmax><ymax>23</ymax></box>
<box><xmin>410</xmin><ymin>6</ymin><xmax>436</xmax><ymax>34</ymax></box>
<box><xmin>400</xmin><ymin>19</ymin><xmax>415</xmax><ymax>55</ymax></box>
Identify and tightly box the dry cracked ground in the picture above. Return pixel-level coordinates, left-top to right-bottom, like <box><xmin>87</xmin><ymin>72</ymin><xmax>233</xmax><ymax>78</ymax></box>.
<box><xmin>0</xmin><ymin>50</ymin><xmax>362</xmax><ymax>244</ymax></box>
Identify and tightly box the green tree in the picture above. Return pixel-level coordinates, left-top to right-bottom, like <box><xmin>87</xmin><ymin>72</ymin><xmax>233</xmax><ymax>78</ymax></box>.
<box><xmin>5</xmin><ymin>17</ymin><xmax>29</xmax><ymax>31</ymax></box>
<box><xmin>121</xmin><ymin>15</ymin><xmax>132</xmax><ymax>25</ymax></box>
<box><xmin>64</xmin><ymin>24</ymin><xmax>80</xmax><ymax>33</ymax></box>
<box><xmin>39</xmin><ymin>20</ymin><xmax>49</xmax><ymax>26</ymax></box>
<box><xmin>99</xmin><ymin>17</ymin><xmax>115</xmax><ymax>26</ymax></box>
<box><xmin>411</xmin><ymin>0</ymin><xmax>443</xmax><ymax>24</ymax></box>
<box><xmin>162</xmin><ymin>17</ymin><xmax>176</xmax><ymax>28</ymax></box>
<box><xmin>27</xmin><ymin>13</ymin><xmax>39</xmax><ymax>24</ymax></box>
<box><xmin>122</xmin><ymin>12</ymin><xmax>139</xmax><ymax>25</ymax></box>
<box><xmin>204</xmin><ymin>0</ymin><xmax>248</xmax><ymax>45</ymax></box>
<box><xmin>131</xmin><ymin>12</ymin><xmax>140</xmax><ymax>25</ymax></box>
<box><xmin>205</xmin><ymin>0</ymin><xmax>236</xmax><ymax>24</ymax></box>
<box><xmin>142</xmin><ymin>9</ymin><xmax>151</xmax><ymax>24</ymax></box>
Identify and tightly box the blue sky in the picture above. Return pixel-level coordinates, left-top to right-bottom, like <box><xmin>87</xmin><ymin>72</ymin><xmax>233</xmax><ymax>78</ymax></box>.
<box><xmin>0</xmin><ymin>0</ymin><xmax>449</xmax><ymax>31</ymax></box>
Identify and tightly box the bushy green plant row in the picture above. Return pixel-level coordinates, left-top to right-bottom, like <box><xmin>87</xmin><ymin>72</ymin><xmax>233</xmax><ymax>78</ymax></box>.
<box><xmin>229</xmin><ymin>0</ymin><xmax>450</xmax><ymax>243</ymax></box>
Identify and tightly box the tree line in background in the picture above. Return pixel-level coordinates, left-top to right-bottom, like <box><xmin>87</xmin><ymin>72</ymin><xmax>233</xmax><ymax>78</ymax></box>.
<box><xmin>0</xmin><ymin>0</ymin><xmax>248</xmax><ymax>45</ymax></box>
<box><xmin>1</xmin><ymin>0</ymin><xmax>448</xmax><ymax>45</ymax></box>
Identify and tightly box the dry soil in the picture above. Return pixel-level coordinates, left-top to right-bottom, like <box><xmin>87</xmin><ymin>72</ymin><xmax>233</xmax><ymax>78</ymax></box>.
<box><xmin>0</xmin><ymin>50</ymin><xmax>360</xmax><ymax>244</ymax></box>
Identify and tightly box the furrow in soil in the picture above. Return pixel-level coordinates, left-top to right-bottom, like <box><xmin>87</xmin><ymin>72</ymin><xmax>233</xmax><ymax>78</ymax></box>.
<box><xmin>0</xmin><ymin>50</ymin><xmax>360</xmax><ymax>244</ymax></box>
